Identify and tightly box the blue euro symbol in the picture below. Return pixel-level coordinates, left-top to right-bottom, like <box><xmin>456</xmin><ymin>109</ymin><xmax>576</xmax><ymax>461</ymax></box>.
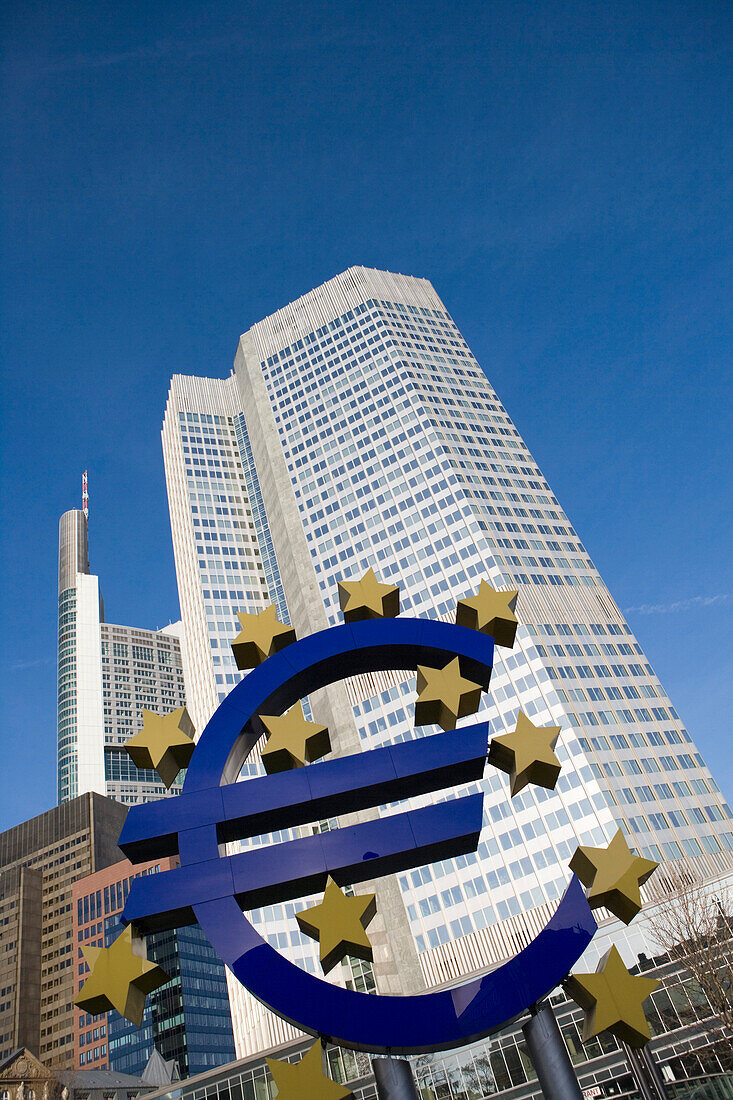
<box><xmin>120</xmin><ymin>618</ymin><xmax>597</xmax><ymax>1054</ymax></box>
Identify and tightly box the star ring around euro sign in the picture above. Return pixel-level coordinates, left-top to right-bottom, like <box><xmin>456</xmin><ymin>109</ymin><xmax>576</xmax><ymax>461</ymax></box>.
<box><xmin>118</xmin><ymin>581</ymin><xmax>609</xmax><ymax>1055</ymax></box>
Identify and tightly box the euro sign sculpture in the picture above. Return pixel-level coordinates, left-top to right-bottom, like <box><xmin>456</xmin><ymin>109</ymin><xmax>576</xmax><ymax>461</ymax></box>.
<box><xmin>119</xmin><ymin>615</ymin><xmax>599</xmax><ymax>1053</ymax></box>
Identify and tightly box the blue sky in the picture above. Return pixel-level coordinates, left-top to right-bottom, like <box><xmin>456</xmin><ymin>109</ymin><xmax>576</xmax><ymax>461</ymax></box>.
<box><xmin>1</xmin><ymin>0</ymin><xmax>731</xmax><ymax>830</ymax></box>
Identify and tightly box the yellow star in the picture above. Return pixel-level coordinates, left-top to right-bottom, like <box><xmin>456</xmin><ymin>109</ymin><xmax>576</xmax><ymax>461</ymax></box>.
<box><xmin>231</xmin><ymin>604</ymin><xmax>296</xmax><ymax>669</ymax></box>
<box><xmin>414</xmin><ymin>657</ymin><xmax>483</xmax><ymax>731</ymax></box>
<box><xmin>487</xmin><ymin>712</ymin><xmax>562</xmax><ymax>796</ymax></box>
<box><xmin>455</xmin><ymin>581</ymin><xmax>519</xmax><ymax>648</ymax></box>
<box><xmin>125</xmin><ymin>707</ymin><xmax>195</xmax><ymax>788</ymax></box>
<box><xmin>259</xmin><ymin>702</ymin><xmax>331</xmax><ymax>773</ymax></box>
<box><xmin>295</xmin><ymin>877</ymin><xmax>377</xmax><ymax>974</ymax></box>
<box><xmin>569</xmin><ymin>829</ymin><xmax>658</xmax><ymax>924</ymax></box>
<box><xmin>267</xmin><ymin>1040</ymin><xmax>354</xmax><ymax>1100</ymax></box>
<box><xmin>565</xmin><ymin>945</ymin><xmax>660</xmax><ymax>1049</ymax></box>
<box><xmin>75</xmin><ymin>925</ymin><xmax>168</xmax><ymax>1027</ymax></box>
<box><xmin>337</xmin><ymin>568</ymin><xmax>400</xmax><ymax>622</ymax></box>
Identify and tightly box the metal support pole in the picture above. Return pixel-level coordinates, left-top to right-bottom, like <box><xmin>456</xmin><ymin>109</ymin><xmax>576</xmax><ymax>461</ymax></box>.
<box><xmin>522</xmin><ymin>1002</ymin><xmax>584</xmax><ymax>1100</ymax></box>
<box><xmin>623</xmin><ymin>1045</ymin><xmax>658</xmax><ymax>1100</ymax></box>
<box><xmin>641</xmin><ymin>1044</ymin><xmax>669</xmax><ymax>1098</ymax></box>
<box><xmin>372</xmin><ymin>1057</ymin><xmax>420</xmax><ymax>1100</ymax></box>
<box><xmin>623</xmin><ymin>1043</ymin><xmax>668</xmax><ymax>1100</ymax></box>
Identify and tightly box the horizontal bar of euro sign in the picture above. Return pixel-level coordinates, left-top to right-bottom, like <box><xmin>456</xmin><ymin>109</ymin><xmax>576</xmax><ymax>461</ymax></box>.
<box><xmin>123</xmin><ymin>793</ymin><xmax>484</xmax><ymax>934</ymax></box>
<box><xmin>118</xmin><ymin>724</ymin><xmax>490</xmax><ymax>863</ymax></box>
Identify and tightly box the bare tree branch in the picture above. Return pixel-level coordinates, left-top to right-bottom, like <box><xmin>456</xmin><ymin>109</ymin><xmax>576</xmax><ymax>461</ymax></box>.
<box><xmin>646</xmin><ymin>865</ymin><xmax>733</xmax><ymax>1033</ymax></box>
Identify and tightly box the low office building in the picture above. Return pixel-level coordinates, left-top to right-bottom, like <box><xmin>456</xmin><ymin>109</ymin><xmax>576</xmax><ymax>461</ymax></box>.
<box><xmin>0</xmin><ymin>794</ymin><xmax>127</xmax><ymax>1069</ymax></box>
<box><xmin>138</xmin><ymin>946</ymin><xmax>732</xmax><ymax>1100</ymax></box>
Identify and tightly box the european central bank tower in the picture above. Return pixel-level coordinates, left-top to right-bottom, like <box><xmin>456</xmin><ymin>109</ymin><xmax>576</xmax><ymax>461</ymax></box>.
<box><xmin>162</xmin><ymin>267</ymin><xmax>732</xmax><ymax>1057</ymax></box>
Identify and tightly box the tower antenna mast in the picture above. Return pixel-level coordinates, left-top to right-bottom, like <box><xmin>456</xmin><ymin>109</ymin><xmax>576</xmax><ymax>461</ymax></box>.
<box><xmin>82</xmin><ymin>470</ymin><xmax>89</xmax><ymax>520</ymax></box>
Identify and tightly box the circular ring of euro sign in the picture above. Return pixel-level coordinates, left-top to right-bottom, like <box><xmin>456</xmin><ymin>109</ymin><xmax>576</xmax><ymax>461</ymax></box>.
<box><xmin>112</xmin><ymin>579</ymin><xmax>657</xmax><ymax>1052</ymax></box>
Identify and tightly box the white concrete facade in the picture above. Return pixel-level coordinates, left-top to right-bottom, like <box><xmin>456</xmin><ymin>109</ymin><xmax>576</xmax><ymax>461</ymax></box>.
<box><xmin>73</xmin><ymin>572</ymin><xmax>106</xmax><ymax>798</ymax></box>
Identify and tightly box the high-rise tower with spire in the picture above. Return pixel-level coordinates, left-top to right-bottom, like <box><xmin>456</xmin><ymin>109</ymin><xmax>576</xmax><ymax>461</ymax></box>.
<box><xmin>57</xmin><ymin>475</ymin><xmax>187</xmax><ymax>805</ymax></box>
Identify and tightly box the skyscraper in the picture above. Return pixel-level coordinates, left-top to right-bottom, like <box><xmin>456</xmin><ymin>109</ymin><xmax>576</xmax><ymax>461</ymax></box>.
<box><xmin>162</xmin><ymin>267</ymin><xmax>732</xmax><ymax>1056</ymax></box>
<box><xmin>57</xmin><ymin>493</ymin><xmax>187</xmax><ymax>806</ymax></box>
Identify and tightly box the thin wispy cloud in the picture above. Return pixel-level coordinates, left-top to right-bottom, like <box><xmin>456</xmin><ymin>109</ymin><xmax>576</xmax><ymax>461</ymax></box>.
<box><xmin>9</xmin><ymin>656</ymin><xmax>53</xmax><ymax>671</ymax></box>
<box><xmin>37</xmin><ymin>25</ymin><xmax>358</xmax><ymax>76</ymax></box>
<box><xmin>41</xmin><ymin>35</ymin><xmax>240</xmax><ymax>74</ymax></box>
<box><xmin>624</xmin><ymin>594</ymin><xmax>732</xmax><ymax>615</ymax></box>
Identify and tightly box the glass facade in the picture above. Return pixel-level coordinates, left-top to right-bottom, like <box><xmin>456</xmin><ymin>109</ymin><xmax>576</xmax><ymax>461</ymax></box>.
<box><xmin>75</xmin><ymin>861</ymin><xmax>235</xmax><ymax>1077</ymax></box>
<box><xmin>57</xmin><ymin>587</ymin><xmax>78</xmax><ymax>802</ymax></box>
<box><xmin>232</xmin><ymin>412</ymin><xmax>289</xmax><ymax>627</ymax></box>
<box><xmin>106</xmin><ymin>919</ymin><xmax>236</xmax><ymax>1078</ymax></box>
